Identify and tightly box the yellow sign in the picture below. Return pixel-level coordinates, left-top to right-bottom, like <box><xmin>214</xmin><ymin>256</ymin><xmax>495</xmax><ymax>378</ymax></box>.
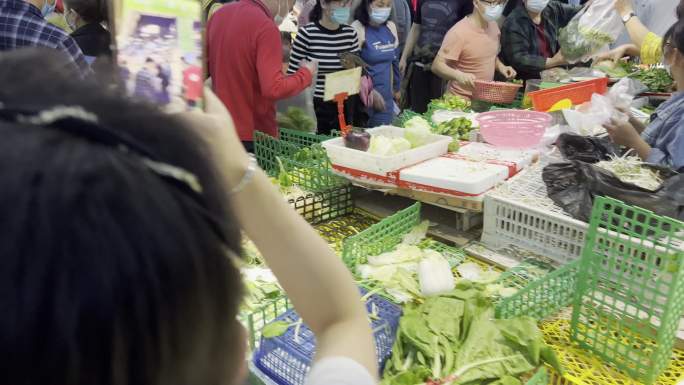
<box><xmin>324</xmin><ymin>67</ymin><xmax>362</xmax><ymax>101</ymax></box>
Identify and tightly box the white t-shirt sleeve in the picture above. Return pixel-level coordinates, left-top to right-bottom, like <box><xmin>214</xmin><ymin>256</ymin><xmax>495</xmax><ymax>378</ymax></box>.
<box><xmin>304</xmin><ymin>357</ymin><xmax>377</xmax><ymax>385</ymax></box>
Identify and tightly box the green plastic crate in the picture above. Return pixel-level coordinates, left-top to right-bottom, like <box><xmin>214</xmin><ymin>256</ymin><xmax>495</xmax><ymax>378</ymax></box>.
<box><xmin>254</xmin><ymin>131</ymin><xmax>347</xmax><ymax>192</ymax></box>
<box><xmin>495</xmin><ymin>259</ymin><xmax>580</xmax><ymax>321</ymax></box>
<box><xmin>241</xmin><ymin>296</ymin><xmax>291</xmax><ymax>351</ymax></box>
<box><xmin>342</xmin><ymin>202</ymin><xmax>422</xmax><ymax>269</ymax></box>
<box><xmin>254</xmin><ymin>131</ymin><xmax>300</xmax><ymax>176</ymax></box>
<box><xmin>278</xmin><ymin>127</ymin><xmax>334</xmax><ymax>148</ymax></box>
<box><xmin>570</xmin><ymin>196</ymin><xmax>684</xmax><ymax>385</ymax></box>
<box><xmin>497</xmin><ymin>259</ymin><xmax>556</xmax><ymax>291</ymax></box>
<box><xmin>288</xmin><ymin>184</ymin><xmax>354</xmax><ymax>225</ymax></box>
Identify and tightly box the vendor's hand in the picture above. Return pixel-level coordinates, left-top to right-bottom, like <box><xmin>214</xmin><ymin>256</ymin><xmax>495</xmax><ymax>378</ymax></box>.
<box><xmin>615</xmin><ymin>0</ymin><xmax>634</xmax><ymax>18</ymax></box>
<box><xmin>455</xmin><ymin>71</ymin><xmax>476</xmax><ymax>90</ymax></box>
<box><xmin>301</xmin><ymin>59</ymin><xmax>318</xmax><ymax>75</ymax></box>
<box><xmin>604</xmin><ymin>117</ymin><xmax>641</xmax><ymax>147</ymax></box>
<box><xmin>498</xmin><ymin>65</ymin><xmax>517</xmax><ymax>80</ymax></box>
<box><xmin>594</xmin><ymin>46</ymin><xmax>628</xmax><ymax>63</ymax></box>
<box><xmin>399</xmin><ymin>57</ymin><xmax>407</xmax><ymax>76</ymax></box>
<box><xmin>547</xmin><ymin>51</ymin><xmax>567</xmax><ymax>68</ymax></box>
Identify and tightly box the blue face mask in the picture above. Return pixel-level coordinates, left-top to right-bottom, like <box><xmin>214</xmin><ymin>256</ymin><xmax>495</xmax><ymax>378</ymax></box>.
<box><xmin>331</xmin><ymin>6</ymin><xmax>351</xmax><ymax>24</ymax></box>
<box><xmin>41</xmin><ymin>0</ymin><xmax>56</xmax><ymax>17</ymax></box>
<box><xmin>370</xmin><ymin>7</ymin><xmax>392</xmax><ymax>24</ymax></box>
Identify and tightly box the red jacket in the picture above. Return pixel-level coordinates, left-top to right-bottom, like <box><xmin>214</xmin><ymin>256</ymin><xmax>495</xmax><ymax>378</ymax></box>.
<box><xmin>207</xmin><ymin>0</ymin><xmax>313</xmax><ymax>141</ymax></box>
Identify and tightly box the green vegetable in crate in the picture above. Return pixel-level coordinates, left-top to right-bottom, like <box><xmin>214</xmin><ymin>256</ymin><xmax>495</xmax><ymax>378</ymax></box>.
<box><xmin>276</xmin><ymin>107</ymin><xmax>316</xmax><ymax>132</ymax></box>
<box><xmin>380</xmin><ymin>282</ymin><xmax>562</xmax><ymax>385</ymax></box>
<box><xmin>276</xmin><ymin>157</ymin><xmax>293</xmax><ymax>189</ymax></box>
<box><xmin>429</xmin><ymin>94</ymin><xmax>471</xmax><ymax>112</ymax></box>
<box><xmin>630</xmin><ymin>67</ymin><xmax>675</xmax><ymax>93</ymax></box>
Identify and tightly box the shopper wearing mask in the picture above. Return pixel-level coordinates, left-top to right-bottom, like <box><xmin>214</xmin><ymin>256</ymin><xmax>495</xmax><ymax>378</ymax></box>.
<box><xmin>352</xmin><ymin>0</ymin><xmax>401</xmax><ymax>126</ymax></box>
<box><xmin>399</xmin><ymin>0</ymin><xmax>473</xmax><ymax>113</ymax></box>
<box><xmin>287</xmin><ymin>0</ymin><xmax>360</xmax><ymax>135</ymax></box>
<box><xmin>63</xmin><ymin>0</ymin><xmax>110</xmax><ymax>60</ymax></box>
<box><xmin>500</xmin><ymin>0</ymin><xmax>581</xmax><ymax>80</ymax></box>
<box><xmin>603</xmin><ymin>22</ymin><xmax>684</xmax><ymax>172</ymax></box>
<box><xmin>431</xmin><ymin>0</ymin><xmax>516</xmax><ymax>99</ymax></box>
<box><xmin>0</xmin><ymin>0</ymin><xmax>90</xmax><ymax>74</ymax></box>
<box><xmin>207</xmin><ymin>0</ymin><xmax>317</xmax><ymax>151</ymax></box>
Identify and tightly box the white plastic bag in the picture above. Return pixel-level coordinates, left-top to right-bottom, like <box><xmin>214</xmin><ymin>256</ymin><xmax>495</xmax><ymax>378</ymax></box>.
<box><xmin>559</xmin><ymin>0</ymin><xmax>624</xmax><ymax>63</ymax></box>
<box><xmin>562</xmin><ymin>78</ymin><xmax>646</xmax><ymax>136</ymax></box>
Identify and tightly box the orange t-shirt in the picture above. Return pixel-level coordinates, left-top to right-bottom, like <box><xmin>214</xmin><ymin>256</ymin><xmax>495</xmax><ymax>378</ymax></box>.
<box><xmin>437</xmin><ymin>17</ymin><xmax>500</xmax><ymax>99</ymax></box>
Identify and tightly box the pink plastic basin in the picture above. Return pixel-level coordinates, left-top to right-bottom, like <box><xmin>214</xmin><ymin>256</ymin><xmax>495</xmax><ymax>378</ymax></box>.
<box><xmin>476</xmin><ymin>110</ymin><xmax>553</xmax><ymax>149</ymax></box>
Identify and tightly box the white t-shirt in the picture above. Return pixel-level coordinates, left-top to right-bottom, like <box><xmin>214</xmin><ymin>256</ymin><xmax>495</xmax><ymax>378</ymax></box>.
<box><xmin>304</xmin><ymin>357</ymin><xmax>376</xmax><ymax>385</ymax></box>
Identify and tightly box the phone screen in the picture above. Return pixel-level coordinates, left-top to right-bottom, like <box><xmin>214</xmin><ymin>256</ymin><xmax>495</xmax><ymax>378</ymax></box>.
<box><xmin>111</xmin><ymin>0</ymin><xmax>204</xmax><ymax>111</ymax></box>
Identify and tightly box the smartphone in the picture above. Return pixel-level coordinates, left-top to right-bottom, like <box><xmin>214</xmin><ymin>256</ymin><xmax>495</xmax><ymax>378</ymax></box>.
<box><xmin>110</xmin><ymin>0</ymin><xmax>204</xmax><ymax>111</ymax></box>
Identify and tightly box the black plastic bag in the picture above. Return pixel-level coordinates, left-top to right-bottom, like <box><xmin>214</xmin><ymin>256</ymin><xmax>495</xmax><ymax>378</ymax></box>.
<box><xmin>542</xmin><ymin>161</ymin><xmax>684</xmax><ymax>222</ymax></box>
<box><xmin>556</xmin><ymin>133</ymin><xmax>621</xmax><ymax>163</ymax></box>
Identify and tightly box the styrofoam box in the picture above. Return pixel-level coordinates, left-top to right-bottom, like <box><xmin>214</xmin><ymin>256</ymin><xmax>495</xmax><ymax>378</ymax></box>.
<box><xmin>400</xmin><ymin>157</ymin><xmax>509</xmax><ymax>195</ymax></box>
<box><xmin>481</xmin><ymin>163</ymin><xmax>588</xmax><ymax>265</ymax></box>
<box><xmin>457</xmin><ymin>142</ymin><xmax>538</xmax><ymax>172</ymax></box>
<box><xmin>321</xmin><ymin>126</ymin><xmax>452</xmax><ymax>175</ymax></box>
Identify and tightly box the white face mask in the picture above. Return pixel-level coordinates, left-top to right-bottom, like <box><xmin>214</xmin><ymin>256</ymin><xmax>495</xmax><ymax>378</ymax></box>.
<box><xmin>482</xmin><ymin>3</ymin><xmax>504</xmax><ymax>22</ymax></box>
<box><xmin>525</xmin><ymin>0</ymin><xmax>550</xmax><ymax>13</ymax></box>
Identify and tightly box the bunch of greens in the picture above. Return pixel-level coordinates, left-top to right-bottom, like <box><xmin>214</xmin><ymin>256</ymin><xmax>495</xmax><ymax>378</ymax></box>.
<box><xmin>559</xmin><ymin>19</ymin><xmax>614</xmax><ymax>63</ymax></box>
<box><xmin>429</xmin><ymin>95</ymin><xmax>472</xmax><ymax>112</ymax></box>
<box><xmin>434</xmin><ymin>118</ymin><xmax>474</xmax><ymax>141</ymax></box>
<box><xmin>242</xmin><ymin>267</ymin><xmax>282</xmax><ymax>312</ymax></box>
<box><xmin>508</xmin><ymin>79</ymin><xmax>523</xmax><ymax>85</ymax></box>
<box><xmin>277</xmin><ymin>107</ymin><xmax>316</xmax><ymax>132</ymax></box>
<box><xmin>630</xmin><ymin>67</ymin><xmax>674</xmax><ymax>93</ymax></box>
<box><xmin>593</xmin><ymin>60</ymin><xmax>635</xmax><ymax>79</ymax></box>
<box><xmin>381</xmin><ymin>281</ymin><xmax>563</xmax><ymax>385</ymax></box>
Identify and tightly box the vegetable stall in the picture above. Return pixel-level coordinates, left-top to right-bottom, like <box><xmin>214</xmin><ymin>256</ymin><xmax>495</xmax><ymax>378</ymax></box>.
<box><xmin>240</xmin><ymin>66</ymin><xmax>684</xmax><ymax>385</ymax></box>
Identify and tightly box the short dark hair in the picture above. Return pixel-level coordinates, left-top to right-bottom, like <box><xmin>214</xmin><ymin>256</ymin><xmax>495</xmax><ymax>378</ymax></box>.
<box><xmin>310</xmin><ymin>0</ymin><xmax>341</xmax><ymax>23</ymax></box>
<box><xmin>0</xmin><ymin>49</ymin><xmax>244</xmax><ymax>385</ymax></box>
<box><xmin>63</xmin><ymin>0</ymin><xmax>108</xmax><ymax>24</ymax></box>
<box><xmin>664</xmin><ymin>19</ymin><xmax>684</xmax><ymax>54</ymax></box>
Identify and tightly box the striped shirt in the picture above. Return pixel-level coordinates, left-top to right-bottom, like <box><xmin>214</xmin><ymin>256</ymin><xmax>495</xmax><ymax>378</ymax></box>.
<box><xmin>287</xmin><ymin>21</ymin><xmax>359</xmax><ymax>99</ymax></box>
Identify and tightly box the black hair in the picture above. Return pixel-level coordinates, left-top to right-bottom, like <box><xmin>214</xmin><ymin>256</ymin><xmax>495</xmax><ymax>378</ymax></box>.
<box><xmin>309</xmin><ymin>0</ymin><xmax>337</xmax><ymax>23</ymax></box>
<box><xmin>0</xmin><ymin>48</ymin><xmax>244</xmax><ymax>385</ymax></box>
<box><xmin>63</xmin><ymin>0</ymin><xmax>108</xmax><ymax>24</ymax></box>
<box><xmin>678</xmin><ymin>0</ymin><xmax>683</xmax><ymax>19</ymax></box>
<box><xmin>354</xmin><ymin>0</ymin><xmax>376</xmax><ymax>26</ymax></box>
<box><xmin>664</xmin><ymin>20</ymin><xmax>684</xmax><ymax>54</ymax></box>
<box><xmin>146</xmin><ymin>57</ymin><xmax>155</xmax><ymax>63</ymax></box>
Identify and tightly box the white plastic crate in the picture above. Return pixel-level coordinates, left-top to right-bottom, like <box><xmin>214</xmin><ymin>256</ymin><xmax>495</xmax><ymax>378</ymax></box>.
<box><xmin>481</xmin><ymin>163</ymin><xmax>588</xmax><ymax>265</ymax></box>
<box><xmin>321</xmin><ymin>126</ymin><xmax>451</xmax><ymax>175</ymax></box>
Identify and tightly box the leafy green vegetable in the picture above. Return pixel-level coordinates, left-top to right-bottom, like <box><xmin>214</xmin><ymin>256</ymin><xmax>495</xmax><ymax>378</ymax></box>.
<box><xmin>382</xmin><ymin>284</ymin><xmax>561</xmax><ymax>385</ymax></box>
<box><xmin>404</xmin><ymin>116</ymin><xmax>433</xmax><ymax>148</ymax></box>
<box><xmin>276</xmin><ymin>157</ymin><xmax>293</xmax><ymax>189</ymax></box>
<box><xmin>262</xmin><ymin>320</ymin><xmax>291</xmax><ymax>338</ymax></box>
<box><xmin>559</xmin><ymin>19</ymin><xmax>614</xmax><ymax>62</ymax></box>
<box><xmin>276</xmin><ymin>107</ymin><xmax>316</xmax><ymax>132</ymax></box>
<box><xmin>368</xmin><ymin>136</ymin><xmax>412</xmax><ymax>156</ymax></box>
<box><xmin>429</xmin><ymin>94</ymin><xmax>472</xmax><ymax>112</ymax></box>
<box><xmin>630</xmin><ymin>67</ymin><xmax>675</xmax><ymax>93</ymax></box>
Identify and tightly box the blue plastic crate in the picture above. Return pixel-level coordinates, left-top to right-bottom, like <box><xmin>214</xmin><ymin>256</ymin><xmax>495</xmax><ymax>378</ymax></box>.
<box><xmin>253</xmin><ymin>288</ymin><xmax>402</xmax><ymax>385</ymax></box>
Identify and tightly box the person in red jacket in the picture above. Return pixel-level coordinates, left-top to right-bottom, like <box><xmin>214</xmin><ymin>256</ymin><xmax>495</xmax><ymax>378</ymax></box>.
<box><xmin>207</xmin><ymin>0</ymin><xmax>317</xmax><ymax>151</ymax></box>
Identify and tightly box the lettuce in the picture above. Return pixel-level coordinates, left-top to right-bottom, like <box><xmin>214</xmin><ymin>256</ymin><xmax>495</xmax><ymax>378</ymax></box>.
<box><xmin>404</xmin><ymin>116</ymin><xmax>433</xmax><ymax>148</ymax></box>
